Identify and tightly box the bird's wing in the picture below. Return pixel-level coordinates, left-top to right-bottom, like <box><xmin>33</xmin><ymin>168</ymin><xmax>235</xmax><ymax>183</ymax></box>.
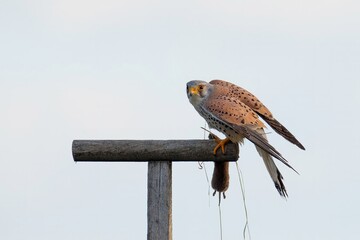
<box><xmin>210</xmin><ymin>79</ymin><xmax>305</xmax><ymax>150</ymax></box>
<box><xmin>201</xmin><ymin>95</ymin><xmax>298</xmax><ymax>172</ymax></box>
<box><xmin>210</xmin><ymin>79</ymin><xmax>273</xmax><ymax>117</ymax></box>
<box><xmin>203</xmin><ymin>94</ymin><xmax>266</xmax><ymax>128</ymax></box>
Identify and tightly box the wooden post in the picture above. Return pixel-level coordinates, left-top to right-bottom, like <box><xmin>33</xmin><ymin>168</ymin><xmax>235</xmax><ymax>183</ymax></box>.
<box><xmin>72</xmin><ymin>140</ymin><xmax>239</xmax><ymax>240</ymax></box>
<box><xmin>72</xmin><ymin>140</ymin><xmax>238</xmax><ymax>162</ymax></box>
<box><xmin>147</xmin><ymin>161</ymin><xmax>172</xmax><ymax>240</ymax></box>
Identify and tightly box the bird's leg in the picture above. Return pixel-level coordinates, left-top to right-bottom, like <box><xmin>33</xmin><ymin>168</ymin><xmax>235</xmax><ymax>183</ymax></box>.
<box><xmin>213</xmin><ymin>137</ymin><xmax>231</xmax><ymax>155</ymax></box>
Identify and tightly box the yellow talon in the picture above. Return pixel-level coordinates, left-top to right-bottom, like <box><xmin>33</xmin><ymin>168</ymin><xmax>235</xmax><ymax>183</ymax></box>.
<box><xmin>213</xmin><ymin>137</ymin><xmax>231</xmax><ymax>155</ymax></box>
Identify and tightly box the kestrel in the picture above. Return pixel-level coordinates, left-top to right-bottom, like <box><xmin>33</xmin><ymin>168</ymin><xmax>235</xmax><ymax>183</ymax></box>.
<box><xmin>186</xmin><ymin>79</ymin><xmax>304</xmax><ymax>197</ymax></box>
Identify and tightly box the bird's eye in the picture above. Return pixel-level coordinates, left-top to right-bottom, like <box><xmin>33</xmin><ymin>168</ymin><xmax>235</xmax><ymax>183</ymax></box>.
<box><xmin>199</xmin><ymin>85</ymin><xmax>204</xmax><ymax>90</ymax></box>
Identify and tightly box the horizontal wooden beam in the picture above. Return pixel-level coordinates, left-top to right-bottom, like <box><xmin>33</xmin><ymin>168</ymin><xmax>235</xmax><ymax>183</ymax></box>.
<box><xmin>72</xmin><ymin>140</ymin><xmax>239</xmax><ymax>162</ymax></box>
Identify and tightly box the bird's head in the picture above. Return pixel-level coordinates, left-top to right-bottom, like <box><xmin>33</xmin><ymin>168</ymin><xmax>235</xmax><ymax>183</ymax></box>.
<box><xmin>186</xmin><ymin>80</ymin><xmax>213</xmax><ymax>106</ymax></box>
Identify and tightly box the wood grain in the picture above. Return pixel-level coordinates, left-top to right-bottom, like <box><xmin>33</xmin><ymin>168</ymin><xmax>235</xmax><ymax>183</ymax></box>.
<box><xmin>72</xmin><ymin>140</ymin><xmax>239</xmax><ymax>162</ymax></box>
<box><xmin>147</xmin><ymin>161</ymin><xmax>172</xmax><ymax>240</ymax></box>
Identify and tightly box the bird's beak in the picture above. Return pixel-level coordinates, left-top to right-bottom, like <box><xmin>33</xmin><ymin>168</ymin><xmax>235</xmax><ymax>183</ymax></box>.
<box><xmin>188</xmin><ymin>86</ymin><xmax>199</xmax><ymax>96</ymax></box>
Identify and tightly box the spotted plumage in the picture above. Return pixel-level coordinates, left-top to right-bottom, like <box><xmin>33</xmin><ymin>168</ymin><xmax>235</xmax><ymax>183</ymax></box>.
<box><xmin>210</xmin><ymin>79</ymin><xmax>305</xmax><ymax>150</ymax></box>
<box><xmin>186</xmin><ymin>80</ymin><xmax>304</xmax><ymax>197</ymax></box>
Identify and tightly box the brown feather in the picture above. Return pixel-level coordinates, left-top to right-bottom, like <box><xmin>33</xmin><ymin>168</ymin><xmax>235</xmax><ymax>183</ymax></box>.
<box><xmin>258</xmin><ymin>113</ymin><xmax>305</xmax><ymax>150</ymax></box>
<box><xmin>200</xmin><ymin>95</ymin><xmax>298</xmax><ymax>173</ymax></box>
<box><xmin>210</xmin><ymin>79</ymin><xmax>305</xmax><ymax>150</ymax></box>
<box><xmin>203</xmin><ymin>94</ymin><xmax>266</xmax><ymax>129</ymax></box>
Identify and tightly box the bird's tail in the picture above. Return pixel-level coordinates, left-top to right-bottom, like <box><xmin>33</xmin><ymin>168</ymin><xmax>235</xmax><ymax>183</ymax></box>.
<box><xmin>255</xmin><ymin>128</ymin><xmax>288</xmax><ymax>197</ymax></box>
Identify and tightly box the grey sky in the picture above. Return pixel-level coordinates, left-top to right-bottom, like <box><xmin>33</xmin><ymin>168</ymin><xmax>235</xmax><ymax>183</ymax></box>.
<box><xmin>1</xmin><ymin>0</ymin><xmax>360</xmax><ymax>239</ymax></box>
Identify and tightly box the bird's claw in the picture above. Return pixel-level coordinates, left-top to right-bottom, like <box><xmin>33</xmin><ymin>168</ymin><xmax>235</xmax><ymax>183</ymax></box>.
<box><xmin>213</xmin><ymin>138</ymin><xmax>230</xmax><ymax>155</ymax></box>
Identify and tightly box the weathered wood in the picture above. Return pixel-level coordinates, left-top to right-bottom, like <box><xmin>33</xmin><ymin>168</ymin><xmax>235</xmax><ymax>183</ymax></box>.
<box><xmin>72</xmin><ymin>139</ymin><xmax>239</xmax><ymax>240</ymax></box>
<box><xmin>72</xmin><ymin>140</ymin><xmax>239</xmax><ymax>162</ymax></box>
<box><xmin>147</xmin><ymin>161</ymin><xmax>172</xmax><ymax>240</ymax></box>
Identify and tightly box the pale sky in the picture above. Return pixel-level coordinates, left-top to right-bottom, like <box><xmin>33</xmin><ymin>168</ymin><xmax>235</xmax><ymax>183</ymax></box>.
<box><xmin>1</xmin><ymin>0</ymin><xmax>360</xmax><ymax>239</ymax></box>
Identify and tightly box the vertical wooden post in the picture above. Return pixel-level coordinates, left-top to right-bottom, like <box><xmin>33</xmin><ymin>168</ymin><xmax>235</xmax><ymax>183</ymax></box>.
<box><xmin>147</xmin><ymin>161</ymin><xmax>172</xmax><ymax>240</ymax></box>
<box><xmin>72</xmin><ymin>140</ymin><xmax>239</xmax><ymax>239</ymax></box>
